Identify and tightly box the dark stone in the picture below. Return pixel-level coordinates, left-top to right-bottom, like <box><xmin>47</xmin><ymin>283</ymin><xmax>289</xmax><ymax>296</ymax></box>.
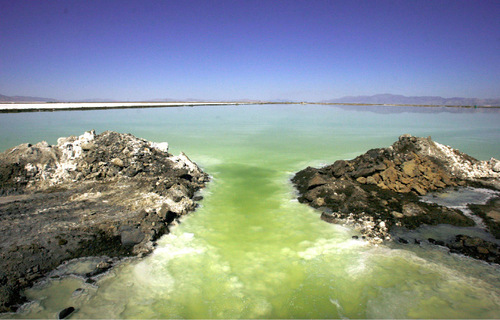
<box><xmin>428</xmin><ymin>238</ymin><xmax>445</xmax><ymax>246</ymax></box>
<box><xmin>352</xmin><ymin>235</ymin><xmax>359</xmax><ymax>240</ymax></box>
<box><xmin>120</xmin><ymin>227</ymin><xmax>145</xmax><ymax>247</ymax></box>
<box><xmin>58</xmin><ymin>306</ymin><xmax>75</xmax><ymax>319</ymax></box>
<box><xmin>320</xmin><ymin>212</ymin><xmax>337</xmax><ymax>224</ymax></box>
<box><xmin>351</xmin><ymin>166</ymin><xmax>377</xmax><ymax>178</ymax></box>
<box><xmin>164</xmin><ymin>210</ymin><xmax>178</xmax><ymax>224</ymax></box>
<box><xmin>398</xmin><ymin>237</ymin><xmax>409</xmax><ymax>244</ymax></box>
<box><xmin>330</xmin><ymin>160</ymin><xmax>351</xmax><ymax>177</ymax></box>
<box><xmin>180</xmin><ymin>173</ymin><xmax>193</xmax><ymax>181</ymax></box>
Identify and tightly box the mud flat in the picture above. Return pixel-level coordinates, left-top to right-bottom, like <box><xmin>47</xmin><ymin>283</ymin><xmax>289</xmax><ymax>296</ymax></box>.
<box><xmin>292</xmin><ymin>134</ymin><xmax>500</xmax><ymax>263</ymax></box>
<box><xmin>0</xmin><ymin>130</ymin><xmax>209</xmax><ymax>312</ymax></box>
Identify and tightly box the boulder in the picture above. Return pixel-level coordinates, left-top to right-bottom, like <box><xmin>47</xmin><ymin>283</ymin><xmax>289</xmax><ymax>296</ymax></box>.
<box><xmin>402</xmin><ymin>160</ymin><xmax>418</xmax><ymax>177</ymax></box>
<box><xmin>402</xmin><ymin>203</ymin><xmax>425</xmax><ymax>217</ymax></box>
<box><xmin>307</xmin><ymin>173</ymin><xmax>328</xmax><ymax>189</ymax></box>
<box><xmin>58</xmin><ymin>306</ymin><xmax>75</xmax><ymax>319</ymax></box>
<box><xmin>380</xmin><ymin>166</ymin><xmax>399</xmax><ymax>184</ymax></box>
<box><xmin>490</xmin><ymin>158</ymin><xmax>500</xmax><ymax>172</ymax></box>
<box><xmin>110</xmin><ymin>158</ymin><xmax>124</xmax><ymax>167</ymax></box>
<box><xmin>120</xmin><ymin>227</ymin><xmax>145</xmax><ymax>247</ymax></box>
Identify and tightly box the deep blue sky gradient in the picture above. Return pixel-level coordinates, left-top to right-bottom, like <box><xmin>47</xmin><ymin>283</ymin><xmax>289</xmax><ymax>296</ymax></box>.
<box><xmin>1</xmin><ymin>0</ymin><xmax>499</xmax><ymax>101</ymax></box>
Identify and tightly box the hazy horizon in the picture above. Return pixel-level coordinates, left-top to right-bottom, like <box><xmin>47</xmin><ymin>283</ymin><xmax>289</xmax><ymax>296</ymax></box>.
<box><xmin>1</xmin><ymin>0</ymin><xmax>499</xmax><ymax>101</ymax></box>
<box><xmin>2</xmin><ymin>93</ymin><xmax>500</xmax><ymax>106</ymax></box>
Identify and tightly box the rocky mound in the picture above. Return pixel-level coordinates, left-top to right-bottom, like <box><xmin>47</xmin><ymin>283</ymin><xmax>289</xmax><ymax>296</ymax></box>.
<box><xmin>292</xmin><ymin>135</ymin><xmax>500</xmax><ymax>261</ymax></box>
<box><xmin>0</xmin><ymin>130</ymin><xmax>209</xmax><ymax>312</ymax></box>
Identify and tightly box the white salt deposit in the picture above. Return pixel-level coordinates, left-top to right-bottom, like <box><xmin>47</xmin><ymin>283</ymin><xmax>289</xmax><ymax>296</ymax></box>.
<box><xmin>0</xmin><ymin>101</ymin><xmax>242</xmax><ymax>112</ymax></box>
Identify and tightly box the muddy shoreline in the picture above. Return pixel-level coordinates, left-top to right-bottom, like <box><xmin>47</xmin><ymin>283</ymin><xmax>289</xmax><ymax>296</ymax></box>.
<box><xmin>0</xmin><ymin>130</ymin><xmax>209</xmax><ymax>313</ymax></box>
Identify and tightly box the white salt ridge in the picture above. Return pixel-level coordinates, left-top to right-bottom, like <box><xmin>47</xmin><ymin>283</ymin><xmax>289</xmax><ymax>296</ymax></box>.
<box><xmin>21</xmin><ymin>130</ymin><xmax>204</xmax><ymax>218</ymax></box>
<box><xmin>21</xmin><ymin>130</ymin><xmax>97</xmax><ymax>187</ymax></box>
<box><xmin>170</xmin><ymin>152</ymin><xmax>201</xmax><ymax>173</ymax></box>
<box><xmin>54</xmin><ymin>129</ymin><xmax>96</xmax><ymax>183</ymax></box>
<box><xmin>149</xmin><ymin>141</ymin><xmax>169</xmax><ymax>153</ymax></box>
<box><xmin>431</xmin><ymin>141</ymin><xmax>500</xmax><ymax>180</ymax></box>
<box><xmin>0</xmin><ymin>101</ymin><xmax>243</xmax><ymax>111</ymax></box>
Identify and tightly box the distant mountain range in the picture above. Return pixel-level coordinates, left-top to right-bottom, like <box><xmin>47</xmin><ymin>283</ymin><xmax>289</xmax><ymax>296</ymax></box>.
<box><xmin>323</xmin><ymin>94</ymin><xmax>500</xmax><ymax>106</ymax></box>
<box><xmin>0</xmin><ymin>94</ymin><xmax>267</xmax><ymax>103</ymax></box>
<box><xmin>2</xmin><ymin>93</ymin><xmax>499</xmax><ymax>106</ymax></box>
<box><xmin>0</xmin><ymin>94</ymin><xmax>58</xmax><ymax>102</ymax></box>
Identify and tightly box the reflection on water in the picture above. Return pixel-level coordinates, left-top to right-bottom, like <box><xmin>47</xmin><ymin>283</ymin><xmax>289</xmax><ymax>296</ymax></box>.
<box><xmin>1</xmin><ymin>105</ymin><xmax>499</xmax><ymax>318</ymax></box>
<box><xmin>336</xmin><ymin>104</ymin><xmax>500</xmax><ymax>115</ymax></box>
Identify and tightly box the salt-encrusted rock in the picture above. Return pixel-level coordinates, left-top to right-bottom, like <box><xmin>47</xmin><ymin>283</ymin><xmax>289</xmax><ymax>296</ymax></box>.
<box><xmin>490</xmin><ymin>158</ymin><xmax>500</xmax><ymax>173</ymax></box>
<box><xmin>292</xmin><ymin>135</ymin><xmax>499</xmax><ymax>257</ymax></box>
<box><xmin>0</xmin><ymin>130</ymin><xmax>209</xmax><ymax>312</ymax></box>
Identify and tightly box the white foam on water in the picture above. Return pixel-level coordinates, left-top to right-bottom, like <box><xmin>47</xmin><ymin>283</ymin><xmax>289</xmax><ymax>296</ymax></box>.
<box><xmin>345</xmin><ymin>254</ymin><xmax>370</xmax><ymax>278</ymax></box>
<box><xmin>297</xmin><ymin>237</ymin><xmax>368</xmax><ymax>261</ymax></box>
<box><xmin>249</xmin><ymin>298</ymin><xmax>273</xmax><ymax>318</ymax></box>
<box><xmin>193</xmin><ymin>155</ymin><xmax>223</xmax><ymax>167</ymax></box>
<box><xmin>153</xmin><ymin>232</ymin><xmax>205</xmax><ymax>258</ymax></box>
<box><xmin>362</xmin><ymin>245</ymin><xmax>500</xmax><ymax>318</ymax></box>
<box><xmin>129</xmin><ymin>259</ymin><xmax>175</xmax><ymax>293</ymax></box>
<box><xmin>329</xmin><ymin>298</ymin><xmax>348</xmax><ymax>320</ymax></box>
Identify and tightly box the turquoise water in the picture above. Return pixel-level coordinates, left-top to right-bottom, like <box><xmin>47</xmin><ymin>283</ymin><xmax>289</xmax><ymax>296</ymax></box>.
<box><xmin>1</xmin><ymin>104</ymin><xmax>499</xmax><ymax>318</ymax></box>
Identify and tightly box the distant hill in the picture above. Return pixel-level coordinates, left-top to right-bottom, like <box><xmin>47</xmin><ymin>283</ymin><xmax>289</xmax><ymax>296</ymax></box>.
<box><xmin>0</xmin><ymin>94</ymin><xmax>57</xmax><ymax>102</ymax></box>
<box><xmin>323</xmin><ymin>94</ymin><xmax>500</xmax><ymax>106</ymax></box>
<box><xmin>76</xmin><ymin>98</ymin><xmax>118</xmax><ymax>102</ymax></box>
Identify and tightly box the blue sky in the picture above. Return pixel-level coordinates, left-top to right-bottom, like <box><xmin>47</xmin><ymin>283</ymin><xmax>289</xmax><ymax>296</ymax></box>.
<box><xmin>1</xmin><ymin>0</ymin><xmax>499</xmax><ymax>101</ymax></box>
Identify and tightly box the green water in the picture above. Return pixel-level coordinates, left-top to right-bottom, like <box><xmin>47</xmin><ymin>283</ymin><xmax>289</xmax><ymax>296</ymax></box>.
<box><xmin>1</xmin><ymin>105</ymin><xmax>499</xmax><ymax>318</ymax></box>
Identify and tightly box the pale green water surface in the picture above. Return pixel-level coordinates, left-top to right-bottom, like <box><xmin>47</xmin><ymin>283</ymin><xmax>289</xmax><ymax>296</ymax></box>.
<box><xmin>0</xmin><ymin>104</ymin><xmax>499</xmax><ymax>318</ymax></box>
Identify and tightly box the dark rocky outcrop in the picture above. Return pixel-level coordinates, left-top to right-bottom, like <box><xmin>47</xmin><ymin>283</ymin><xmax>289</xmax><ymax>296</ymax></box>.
<box><xmin>446</xmin><ymin>235</ymin><xmax>500</xmax><ymax>264</ymax></box>
<box><xmin>0</xmin><ymin>130</ymin><xmax>209</xmax><ymax>312</ymax></box>
<box><xmin>292</xmin><ymin>135</ymin><xmax>500</xmax><ymax>262</ymax></box>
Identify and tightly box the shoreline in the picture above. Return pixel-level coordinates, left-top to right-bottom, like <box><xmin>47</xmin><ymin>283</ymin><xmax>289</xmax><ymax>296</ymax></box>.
<box><xmin>0</xmin><ymin>101</ymin><xmax>249</xmax><ymax>113</ymax></box>
<box><xmin>0</xmin><ymin>101</ymin><xmax>499</xmax><ymax>113</ymax></box>
<box><xmin>0</xmin><ymin>130</ymin><xmax>209</xmax><ymax>313</ymax></box>
<box><xmin>292</xmin><ymin>134</ymin><xmax>500</xmax><ymax>263</ymax></box>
